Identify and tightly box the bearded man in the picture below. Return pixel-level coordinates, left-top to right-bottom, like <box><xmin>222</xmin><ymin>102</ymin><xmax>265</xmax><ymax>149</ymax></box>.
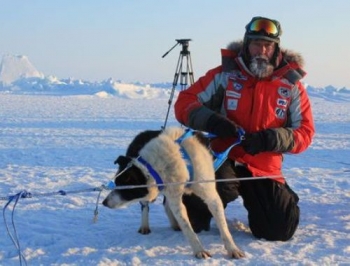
<box><xmin>174</xmin><ymin>16</ymin><xmax>315</xmax><ymax>241</ymax></box>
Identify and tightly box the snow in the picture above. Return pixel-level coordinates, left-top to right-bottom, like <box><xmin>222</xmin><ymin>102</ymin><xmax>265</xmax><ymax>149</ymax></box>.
<box><xmin>0</xmin><ymin>55</ymin><xmax>349</xmax><ymax>265</ymax></box>
<box><xmin>0</xmin><ymin>55</ymin><xmax>44</xmax><ymax>85</ymax></box>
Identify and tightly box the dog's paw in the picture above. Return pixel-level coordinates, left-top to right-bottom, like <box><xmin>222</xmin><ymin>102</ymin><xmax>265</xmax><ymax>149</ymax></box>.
<box><xmin>229</xmin><ymin>248</ymin><xmax>245</xmax><ymax>259</ymax></box>
<box><xmin>138</xmin><ymin>227</ymin><xmax>151</xmax><ymax>235</ymax></box>
<box><xmin>195</xmin><ymin>250</ymin><xmax>212</xmax><ymax>259</ymax></box>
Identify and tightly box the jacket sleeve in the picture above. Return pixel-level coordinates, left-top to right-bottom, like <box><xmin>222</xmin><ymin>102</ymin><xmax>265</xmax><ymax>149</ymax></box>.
<box><xmin>174</xmin><ymin>66</ymin><xmax>225</xmax><ymax>131</ymax></box>
<box><xmin>269</xmin><ymin>82</ymin><xmax>315</xmax><ymax>154</ymax></box>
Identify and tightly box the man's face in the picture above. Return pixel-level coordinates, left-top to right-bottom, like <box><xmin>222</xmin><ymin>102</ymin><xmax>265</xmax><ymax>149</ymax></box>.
<box><xmin>247</xmin><ymin>39</ymin><xmax>276</xmax><ymax>78</ymax></box>
<box><xmin>248</xmin><ymin>39</ymin><xmax>276</xmax><ymax>59</ymax></box>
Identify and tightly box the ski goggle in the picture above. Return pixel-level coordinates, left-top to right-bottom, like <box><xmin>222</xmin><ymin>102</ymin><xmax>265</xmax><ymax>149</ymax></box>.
<box><xmin>246</xmin><ymin>17</ymin><xmax>281</xmax><ymax>38</ymax></box>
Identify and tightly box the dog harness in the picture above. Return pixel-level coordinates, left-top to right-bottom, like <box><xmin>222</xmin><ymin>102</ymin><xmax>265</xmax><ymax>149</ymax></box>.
<box><xmin>135</xmin><ymin>128</ymin><xmax>245</xmax><ymax>191</ymax></box>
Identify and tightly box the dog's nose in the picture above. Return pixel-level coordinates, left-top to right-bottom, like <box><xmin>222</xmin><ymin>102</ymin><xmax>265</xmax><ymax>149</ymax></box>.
<box><xmin>102</xmin><ymin>199</ymin><xmax>108</xmax><ymax>206</ymax></box>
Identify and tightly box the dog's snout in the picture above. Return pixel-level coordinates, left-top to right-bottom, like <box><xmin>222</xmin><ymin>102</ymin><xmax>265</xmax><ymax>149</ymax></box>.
<box><xmin>101</xmin><ymin>192</ymin><xmax>124</xmax><ymax>209</ymax></box>
<box><xmin>102</xmin><ymin>198</ymin><xmax>108</xmax><ymax>207</ymax></box>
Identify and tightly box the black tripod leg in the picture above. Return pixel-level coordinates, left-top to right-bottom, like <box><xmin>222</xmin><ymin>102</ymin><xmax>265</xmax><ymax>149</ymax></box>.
<box><xmin>162</xmin><ymin>53</ymin><xmax>184</xmax><ymax>129</ymax></box>
<box><xmin>162</xmin><ymin>50</ymin><xmax>194</xmax><ymax>129</ymax></box>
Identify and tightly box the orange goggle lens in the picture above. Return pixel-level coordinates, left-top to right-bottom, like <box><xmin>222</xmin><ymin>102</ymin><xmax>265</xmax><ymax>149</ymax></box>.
<box><xmin>248</xmin><ymin>18</ymin><xmax>279</xmax><ymax>37</ymax></box>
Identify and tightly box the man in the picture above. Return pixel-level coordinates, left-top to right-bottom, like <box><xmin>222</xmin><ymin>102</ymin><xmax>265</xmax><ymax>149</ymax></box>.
<box><xmin>175</xmin><ymin>16</ymin><xmax>315</xmax><ymax>241</ymax></box>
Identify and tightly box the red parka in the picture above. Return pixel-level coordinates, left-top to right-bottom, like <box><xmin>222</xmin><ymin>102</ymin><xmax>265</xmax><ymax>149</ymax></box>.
<box><xmin>174</xmin><ymin>42</ymin><xmax>315</xmax><ymax>183</ymax></box>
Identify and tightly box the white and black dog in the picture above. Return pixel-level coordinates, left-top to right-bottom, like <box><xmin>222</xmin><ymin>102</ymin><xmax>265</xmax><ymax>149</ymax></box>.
<box><xmin>106</xmin><ymin>128</ymin><xmax>213</xmax><ymax>235</ymax></box>
<box><xmin>103</xmin><ymin>127</ymin><xmax>245</xmax><ymax>259</ymax></box>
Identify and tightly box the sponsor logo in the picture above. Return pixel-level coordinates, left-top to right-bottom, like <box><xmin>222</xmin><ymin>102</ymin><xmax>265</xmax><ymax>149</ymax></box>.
<box><xmin>226</xmin><ymin>90</ymin><xmax>241</xmax><ymax>98</ymax></box>
<box><xmin>227</xmin><ymin>99</ymin><xmax>238</xmax><ymax>110</ymax></box>
<box><xmin>277</xmin><ymin>98</ymin><xmax>288</xmax><ymax>107</ymax></box>
<box><xmin>278</xmin><ymin>87</ymin><xmax>291</xmax><ymax>98</ymax></box>
<box><xmin>275</xmin><ymin>108</ymin><xmax>286</xmax><ymax>119</ymax></box>
<box><xmin>229</xmin><ymin>71</ymin><xmax>248</xmax><ymax>81</ymax></box>
<box><xmin>233</xmin><ymin>82</ymin><xmax>243</xmax><ymax>91</ymax></box>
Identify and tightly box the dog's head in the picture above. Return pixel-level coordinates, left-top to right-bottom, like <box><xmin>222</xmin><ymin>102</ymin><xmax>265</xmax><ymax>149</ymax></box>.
<box><xmin>102</xmin><ymin>155</ymin><xmax>157</xmax><ymax>208</ymax></box>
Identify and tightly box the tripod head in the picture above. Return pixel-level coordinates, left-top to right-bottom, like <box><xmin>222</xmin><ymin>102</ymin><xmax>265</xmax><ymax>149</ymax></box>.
<box><xmin>175</xmin><ymin>39</ymin><xmax>192</xmax><ymax>44</ymax></box>
<box><xmin>176</xmin><ymin>39</ymin><xmax>191</xmax><ymax>53</ymax></box>
<box><xmin>162</xmin><ymin>39</ymin><xmax>192</xmax><ymax>58</ymax></box>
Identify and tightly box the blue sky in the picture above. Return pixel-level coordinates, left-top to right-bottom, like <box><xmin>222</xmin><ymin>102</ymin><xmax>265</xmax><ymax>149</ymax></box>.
<box><xmin>1</xmin><ymin>0</ymin><xmax>349</xmax><ymax>88</ymax></box>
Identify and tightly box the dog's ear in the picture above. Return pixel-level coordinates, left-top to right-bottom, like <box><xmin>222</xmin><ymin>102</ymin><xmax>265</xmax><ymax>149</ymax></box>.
<box><xmin>114</xmin><ymin>155</ymin><xmax>131</xmax><ymax>166</ymax></box>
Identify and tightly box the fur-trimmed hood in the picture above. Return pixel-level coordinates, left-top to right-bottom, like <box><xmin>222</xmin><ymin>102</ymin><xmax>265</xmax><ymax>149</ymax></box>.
<box><xmin>226</xmin><ymin>41</ymin><xmax>305</xmax><ymax>67</ymax></box>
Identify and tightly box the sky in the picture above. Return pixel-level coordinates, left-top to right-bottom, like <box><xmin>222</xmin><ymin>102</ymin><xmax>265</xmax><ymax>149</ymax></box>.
<box><xmin>1</xmin><ymin>0</ymin><xmax>349</xmax><ymax>88</ymax></box>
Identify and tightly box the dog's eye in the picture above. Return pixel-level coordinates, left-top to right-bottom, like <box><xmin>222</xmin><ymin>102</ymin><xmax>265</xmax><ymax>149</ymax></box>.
<box><xmin>115</xmin><ymin>168</ymin><xmax>132</xmax><ymax>185</ymax></box>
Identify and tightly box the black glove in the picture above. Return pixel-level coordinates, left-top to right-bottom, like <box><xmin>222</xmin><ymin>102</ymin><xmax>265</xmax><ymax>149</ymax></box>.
<box><xmin>242</xmin><ymin>131</ymin><xmax>269</xmax><ymax>155</ymax></box>
<box><xmin>205</xmin><ymin>113</ymin><xmax>239</xmax><ymax>138</ymax></box>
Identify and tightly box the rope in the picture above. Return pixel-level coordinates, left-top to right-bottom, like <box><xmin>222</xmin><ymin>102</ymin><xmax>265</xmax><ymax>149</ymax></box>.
<box><xmin>0</xmin><ymin>174</ymin><xmax>283</xmax><ymax>202</ymax></box>
<box><xmin>93</xmin><ymin>189</ymin><xmax>103</xmax><ymax>223</ymax></box>
<box><xmin>1</xmin><ymin>186</ymin><xmax>105</xmax><ymax>265</ymax></box>
<box><xmin>3</xmin><ymin>191</ymin><xmax>29</xmax><ymax>266</ymax></box>
<box><xmin>102</xmin><ymin>174</ymin><xmax>285</xmax><ymax>190</ymax></box>
<box><xmin>0</xmin><ymin>186</ymin><xmax>103</xmax><ymax>202</ymax></box>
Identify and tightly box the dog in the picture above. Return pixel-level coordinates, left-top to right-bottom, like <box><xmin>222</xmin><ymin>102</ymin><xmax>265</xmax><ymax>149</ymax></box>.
<box><xmin>103</xmin><ymin>127</ymin><xmax>245</xmax><ymax>259</ymax></box>
<box><xmin>113</xmin><ymin>128</ymin><xmax>214</xmax><ymax>235</ymax></box>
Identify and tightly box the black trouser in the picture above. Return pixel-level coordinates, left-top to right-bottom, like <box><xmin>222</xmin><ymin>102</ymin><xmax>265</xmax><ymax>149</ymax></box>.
<box><xmin>184</xmin><ymin>160</ymin><xmax>300</xmax><ymax>241</ymax></box>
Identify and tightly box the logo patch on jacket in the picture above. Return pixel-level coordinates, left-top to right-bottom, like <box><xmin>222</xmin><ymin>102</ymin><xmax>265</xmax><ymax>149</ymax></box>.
<box><xmin>278</xmin><ymin>87</ymin><xmax>291</xmax><ymax>98</ymax></box>
<box><xmin>275</xmin><ymin>108</ymin><xmax>286</xmax><ymax>119</ymax></box>
<box><xmin>226</xmin><ymin>90</ymin><xmax>241</xmax><ymax>98</ymax></box>
<box><xmin>277</xmin><ymin>98</ymin><xmax>288</xmax><ymax>107</ymax></box>
<box><xmin>233</xmin><ymin>82</ymin><xmax>243</xmax><ymax>91</ymax></box>
<box><xmin>227</xmin><ymin>99</ymin><xmax>238</xmax><ymax>110</ymax></box>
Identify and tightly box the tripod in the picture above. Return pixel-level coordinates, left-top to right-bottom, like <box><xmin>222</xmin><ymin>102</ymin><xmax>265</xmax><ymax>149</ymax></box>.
<box><xmin>162</xmin><ymin>39</ymin><xmax>194</xmax><ymax>129</ymax></box>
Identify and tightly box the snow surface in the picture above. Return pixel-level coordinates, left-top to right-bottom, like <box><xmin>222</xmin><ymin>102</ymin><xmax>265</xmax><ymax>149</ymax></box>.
<box><xmin>0</xmin><ymin>55</ymin><xmax>349</xmax><ymax>265</ymax></box>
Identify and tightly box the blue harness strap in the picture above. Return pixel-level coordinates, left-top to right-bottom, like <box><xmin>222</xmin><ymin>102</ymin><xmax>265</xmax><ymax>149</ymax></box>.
<box><xmin>175</xmin><ymin>128</ymin><xmax>195</xmax><ymax>143</ymax></box>
<box><xmin>175</xmin><ymin>129</ymin><xmax>195</xmax><ymax>181</ymax></box>
<box><xmin>176</xmin><ymin>127</ymin><xmax>245</xmax><ymax>172</ymax></box>
<box><xmin>135</xmin><ymin>129</ymin><xmax>197</xmax><ymax>190</ymax></box>
<box><xmin>137</xmin><ymin>156</ymin><xmax>164</xmax><ymax>190</ymax></box>
<box><xmin>212</xmin><ymin>128</ymin><xmax>245</xmax><ymax>170</ymax></box>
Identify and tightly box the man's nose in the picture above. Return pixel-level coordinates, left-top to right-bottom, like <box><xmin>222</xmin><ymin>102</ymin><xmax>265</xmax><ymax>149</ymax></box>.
<box><xmin>257</xmin><ymin>45</ymin><xmax>268</xmax><ymax>54</ymax></box>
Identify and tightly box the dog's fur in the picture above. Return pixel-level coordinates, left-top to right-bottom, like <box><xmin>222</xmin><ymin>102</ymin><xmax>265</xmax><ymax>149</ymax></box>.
<box><xmin>115</xmin><ymin>129</ymin><xmax>213</xmax><ymax>234</ymax></box>
<box><xmin>103</xmin><ymin>127</ymin><xmax>244</xmax><ymax>259</ymax></box>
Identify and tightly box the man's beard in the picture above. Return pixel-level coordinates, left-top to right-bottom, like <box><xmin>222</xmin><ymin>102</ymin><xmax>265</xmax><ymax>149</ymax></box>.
<box><xmin>249</xmin><ymin>55</ymin><xmax>274</xmax><ymax>78</ymax></box>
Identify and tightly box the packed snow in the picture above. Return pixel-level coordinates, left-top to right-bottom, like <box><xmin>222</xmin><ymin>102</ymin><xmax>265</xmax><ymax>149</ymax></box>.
<box><xmin>0</xmin><ymin>55</ymin><xmax>349</xmax><ymax>265</ymax></box>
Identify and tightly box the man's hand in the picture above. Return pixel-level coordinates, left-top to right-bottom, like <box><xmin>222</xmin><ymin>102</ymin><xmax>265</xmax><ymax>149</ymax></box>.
<box><xmin>241</xmin><ymin>131</ymin><xmax>268</xmax><ymax>155</ymax></box>
<box><xmin>242</xmin><ymin>128</ymin><xmax>295</xmax><ymax>155</ymax></box>
<box><xmin>206</xmin><ymin>114</ymin><xmax>239</xmax><ymax>138</ymax></box>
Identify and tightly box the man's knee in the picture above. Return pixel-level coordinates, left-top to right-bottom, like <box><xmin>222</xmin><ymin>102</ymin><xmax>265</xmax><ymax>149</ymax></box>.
<box><xmin>215</xmin><ymin>160</ymin><xmax>240</xmax><ymax>205</ymax></box>
<box><xmin>240</xmin><ymin>179</ymin><xmax>301</xmax><ymax>241</ymax></box>
<box><xmin>249</xmin><ymin>204</ymin><xmax>300</xmax><ymax>241</ymax></box>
